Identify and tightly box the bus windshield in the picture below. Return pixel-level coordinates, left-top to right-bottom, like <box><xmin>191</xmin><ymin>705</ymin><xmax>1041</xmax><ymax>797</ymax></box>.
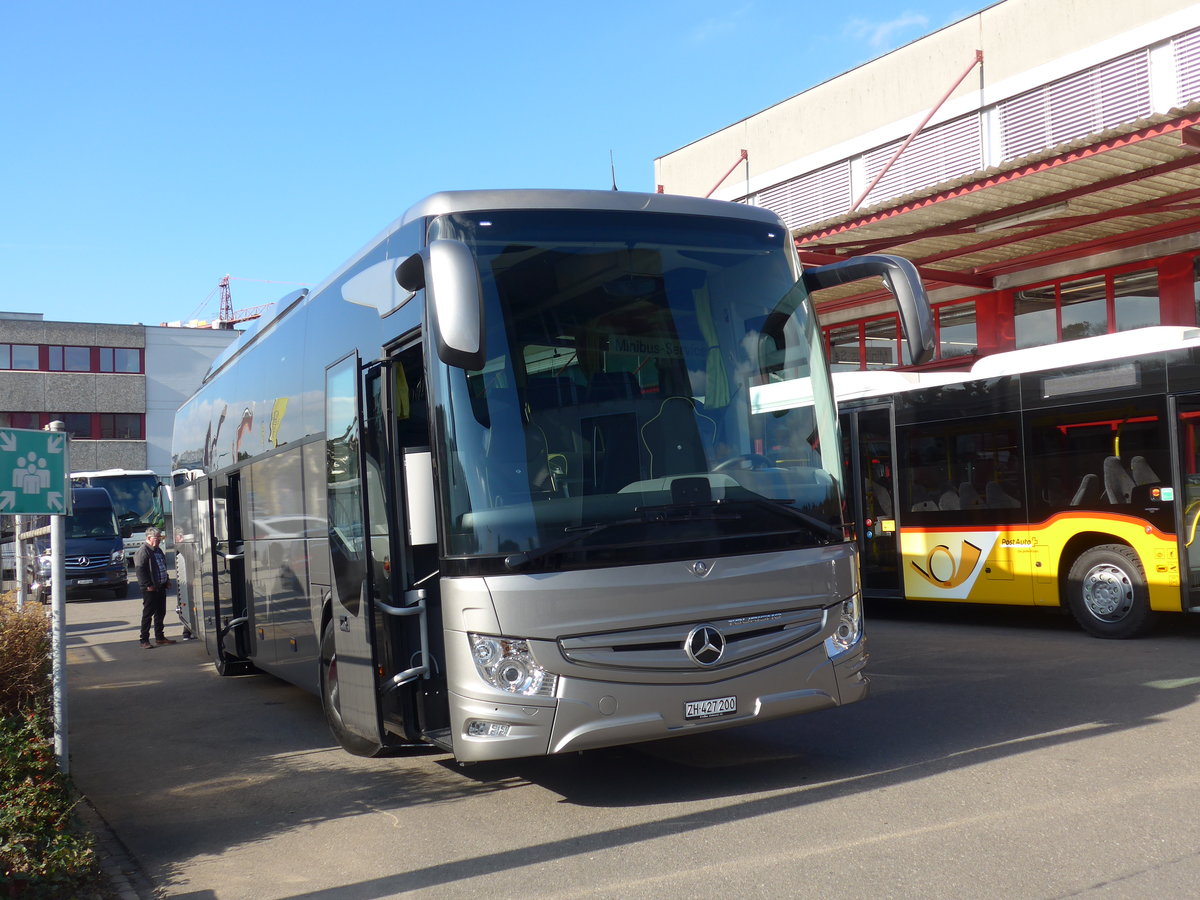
<box><xmin>429</xmin><ymin>209</ymin><xmax>841</xmax><ymax>569</ymax></box>
<box><xmin>72</xmin><ymin>472</ymin><xmax>163</xmax><ymax>535</ymax></box>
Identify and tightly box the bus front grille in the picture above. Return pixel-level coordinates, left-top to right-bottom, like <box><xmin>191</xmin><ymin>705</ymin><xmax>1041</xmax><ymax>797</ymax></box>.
<box><xmin>558</xmin><ymin>607</ymin><xmax>826</xmax><ymax>671</ymax></box>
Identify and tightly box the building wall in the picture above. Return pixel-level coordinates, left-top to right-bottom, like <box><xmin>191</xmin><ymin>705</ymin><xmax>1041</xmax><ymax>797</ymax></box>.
<box><xmin>654</xmin><ymin>0</ymin><xmax>1200</xmax><ymax>372</ymax></box>
<box><xmin>0</xmin><ymin>315</ymin><xmax>239</xmax><ymax>478</ymax></box>
<box><xmin>655</xmin><ymin>0</ymin><xmax>1199</xmax><ymax>203</ymax></box>
<box><xmin>144</xmin><ymin>326</ymin><xmax>240</xmax><ymax>475</ymax></box>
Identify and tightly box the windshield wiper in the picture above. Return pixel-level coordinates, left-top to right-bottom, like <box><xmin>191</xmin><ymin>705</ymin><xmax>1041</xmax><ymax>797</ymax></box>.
<box><xmin>503</xmin><ymin>506</ymin><xmax>740</xmax><ymax>571</ymax></box>
<box><xmin>720</xmin><ymin>496</ymin><xmax>844</xmax><ymax>540</ymax></box>
<box><xmin>676</xmin><ymin>497</ymin><xmax>844</xmax><ymax>542</ymax></box>
<box><xmin>504</xmin><ymin>517</ymin><xmax>641</xmax><ymax>570</ymax></box>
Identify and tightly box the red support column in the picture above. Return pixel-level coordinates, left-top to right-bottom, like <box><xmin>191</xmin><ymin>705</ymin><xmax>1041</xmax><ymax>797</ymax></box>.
<box><xmin>1158</xmin><ymin>254</ymin><xmax>1198</xmax><ymax>326</ymax></box>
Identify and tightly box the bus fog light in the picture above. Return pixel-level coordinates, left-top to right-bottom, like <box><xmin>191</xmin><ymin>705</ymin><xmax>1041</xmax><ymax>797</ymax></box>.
<box><xmin>468</xmin><ymin>633</ymin><xmax>558</xmax><ymax>697</ymax></box>
<box><xmin>466</xmin><ymin>720</ymin><xmax>511</xmax><ymax>738</ymax></box>
<box><xmin>824</xmin><ymin>595</ymin><xmax>863</xmax><ymax>656</ymax></box>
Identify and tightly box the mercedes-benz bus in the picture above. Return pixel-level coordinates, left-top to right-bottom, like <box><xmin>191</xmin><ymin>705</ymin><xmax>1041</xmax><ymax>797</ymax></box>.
<box><xmin>837</xmin><ymin>326</ymin><xmax>1200</xmax><ymax>639</ymax></box>
<box><xmin>171</xmin><ymin>189</ymin><xmax>932</xmax><ymax>762</ymax></box>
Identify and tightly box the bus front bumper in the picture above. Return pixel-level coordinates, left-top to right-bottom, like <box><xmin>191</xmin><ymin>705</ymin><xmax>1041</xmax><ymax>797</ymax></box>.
<box><xmin>448</xmin><ymin>639</ymin><xmax>868</xmax><ymax>763</ymax></box>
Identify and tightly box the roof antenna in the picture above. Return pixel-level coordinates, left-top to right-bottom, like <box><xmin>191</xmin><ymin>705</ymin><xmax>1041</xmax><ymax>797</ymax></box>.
<box><xmin>610</xmin><ymin>150</ymin><xmax>619</xmax><ymax>191</ymax></box>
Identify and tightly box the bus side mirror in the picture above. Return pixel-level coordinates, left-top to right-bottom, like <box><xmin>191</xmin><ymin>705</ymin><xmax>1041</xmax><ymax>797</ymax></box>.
<box><xmin>802</xmin><ymin>254</ymin><xmax>935</xmax><ymax>365</ymax></box>
<box><xmin>397</xmin><ymin>240</ymin><xmax>486</xmax><ymax>370</ymax></box>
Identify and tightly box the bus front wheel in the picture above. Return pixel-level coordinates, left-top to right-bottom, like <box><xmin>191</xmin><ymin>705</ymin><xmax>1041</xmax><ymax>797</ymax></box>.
<box><xmin>1066</xmin><ymin>545</ymin><xmax>1155</xmax><ymax>639</ymax></box>
<box><xmin>319</xmin><ymin>619</ymin><xmax>384</xmax><ymax>757</ymax></box>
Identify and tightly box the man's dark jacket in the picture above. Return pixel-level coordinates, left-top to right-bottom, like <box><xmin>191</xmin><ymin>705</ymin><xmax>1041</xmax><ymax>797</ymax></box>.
<box><xmin>133</xmin><ymin>543</ymin><xmax>168</xmax><ymax>592</ymax></box>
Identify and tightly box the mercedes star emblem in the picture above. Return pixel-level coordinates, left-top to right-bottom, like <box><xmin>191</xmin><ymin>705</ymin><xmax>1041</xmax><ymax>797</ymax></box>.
<box><xmin>684</xmin><ymin>625</ymin><xmax>726</xmax><ymax>666</ymax></box>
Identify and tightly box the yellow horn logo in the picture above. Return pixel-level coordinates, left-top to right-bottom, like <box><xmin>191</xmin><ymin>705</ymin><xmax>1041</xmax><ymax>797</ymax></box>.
<box><xmin>910</xmin><ymin>541</ymin><xmax>983</xmax><ymax>588</ymax></box>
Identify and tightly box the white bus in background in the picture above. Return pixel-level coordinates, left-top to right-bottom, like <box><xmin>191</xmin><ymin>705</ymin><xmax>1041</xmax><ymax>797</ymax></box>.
<box><xmin>70</xmin><ymin>469</ymin><xmax>170</xmax><ymax>564</ymax></box>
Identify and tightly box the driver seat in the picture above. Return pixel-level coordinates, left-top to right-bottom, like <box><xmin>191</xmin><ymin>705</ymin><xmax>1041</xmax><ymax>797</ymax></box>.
<box><xmin>482</xmin><ymin>391</ymin><xmax>550</xmax><ymax>504</ymax></box>
<box><xmin>640</xmin><ymin>396</ymin><xmax>717</xmax><ymax>479</ymax></box>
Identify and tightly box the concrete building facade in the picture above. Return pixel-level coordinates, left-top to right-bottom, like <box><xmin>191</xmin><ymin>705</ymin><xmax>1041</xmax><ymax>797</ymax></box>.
<box><xmin>0</xmin><ymin>313</ymin><xmax>239</xmax><ymax>477</ymax></box>
<box><xmin>656</xmin><ymin>0</ymin><xmax>1200</xmax><ymax>370</ymax></box>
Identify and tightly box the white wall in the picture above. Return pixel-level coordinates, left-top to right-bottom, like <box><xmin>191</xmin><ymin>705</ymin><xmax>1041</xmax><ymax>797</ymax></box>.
<box><xmin>144</xmin><ymin>326</ymin><xmax>240</xmax><ymax>476</ymax></box>
<box><xmin>655</xmin><ymin>0</ymin><xmax>1200</xmax><ymax>201</ymax></box>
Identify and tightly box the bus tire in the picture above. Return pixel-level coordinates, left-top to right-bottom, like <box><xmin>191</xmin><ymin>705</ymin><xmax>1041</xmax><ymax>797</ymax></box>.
<box><xmin>1066</xmin><ymin>544</ymin><xmax>1156</xmax><ymax>639</ymax></box>
<box><xmin>320</xmin><ymin>619</ymin><xmax>384</xmax><ymax>757</ymax></box>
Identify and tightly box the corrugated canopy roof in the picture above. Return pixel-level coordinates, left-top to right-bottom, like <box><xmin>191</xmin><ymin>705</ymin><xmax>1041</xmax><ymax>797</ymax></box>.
<box><xmin>796</xmin><ymin>104</ymin><xmax>1200</xmax><ymax>316</ymax></box>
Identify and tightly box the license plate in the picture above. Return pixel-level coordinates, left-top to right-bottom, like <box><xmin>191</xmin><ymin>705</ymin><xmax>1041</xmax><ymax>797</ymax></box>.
<box><xmin>685</xmin><ymin>695</ymin><xmax>736</xmax><ymax>719</ymax></box>
<box><xmin>77</xmin><ymin>578</ymin><xmax>93</xmax><ymax>585</ymax></box>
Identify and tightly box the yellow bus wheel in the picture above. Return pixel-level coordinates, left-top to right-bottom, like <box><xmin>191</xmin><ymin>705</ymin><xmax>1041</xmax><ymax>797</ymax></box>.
<box><xmin>1066</xmin><ymin>545</ymin><xmax>1155</xmax><ymax>639</ymax></box>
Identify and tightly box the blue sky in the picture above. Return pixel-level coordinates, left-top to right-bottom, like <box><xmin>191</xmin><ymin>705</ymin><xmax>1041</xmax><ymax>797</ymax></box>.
<box><xmin>1</xmin><ymin>1</ymin><xmax>980</xmax><ymax>326</ymax></box>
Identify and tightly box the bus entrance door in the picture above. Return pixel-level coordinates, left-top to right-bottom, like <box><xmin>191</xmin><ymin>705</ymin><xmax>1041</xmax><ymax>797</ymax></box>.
<box><xmin>362</xmin><ymin>346</ymin><xmax>444</xmax><ymax>748</ymax></box>
<box><xmin>842</xmin><ymin>405</ymin><xmax>902</xmax><ymax>596</ymax></box>
<box><xmin>320</xmin><ymin>349</ymin><xmax>438</xmax><ymax>756</ymax></box>
<box><xmin>1174</xmin><ymin>395</ymin><xmax>1200</xmax><ymax>610</ymax></box>
<box><xmin>322</xmin><ymin>353</ymin><xmax>387</xmax><ymax>755</ymax></box>
<box><xmin>210</xmin><ymin>472</ymin><xmax>253</xmax><ymax>675</ymax></box>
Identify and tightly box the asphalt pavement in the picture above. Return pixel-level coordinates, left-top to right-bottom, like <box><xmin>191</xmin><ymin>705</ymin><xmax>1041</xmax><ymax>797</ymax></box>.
<box><xmin>59</xmin><ymin>573</ymin><xmax>1200</xmax><ymax>900</ymax></box>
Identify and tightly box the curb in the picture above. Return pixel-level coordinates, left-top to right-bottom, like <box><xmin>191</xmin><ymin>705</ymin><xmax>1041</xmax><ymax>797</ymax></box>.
<box><xmin>75</xmin><ymin>794</ymin><xmax>160</xmax><ymax>899</ymax></box>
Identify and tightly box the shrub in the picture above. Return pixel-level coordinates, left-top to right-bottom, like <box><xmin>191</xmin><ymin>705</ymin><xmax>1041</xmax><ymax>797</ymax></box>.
<box><xmin>0</xmin><ymin>707</ymin><xmax>103</xmax><ymax>896</ymax></box>
<box><xmin>0</xmin><ymin>593</ymin><xmax>50</xmax><ymax>718</ymax></box>
<box><xmin>0</xmin><ymin>594</ymin><xmax>106</xmax><ymax>897</ymax></box>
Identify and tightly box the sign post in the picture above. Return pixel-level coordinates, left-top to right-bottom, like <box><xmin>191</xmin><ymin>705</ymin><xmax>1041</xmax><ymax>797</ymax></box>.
<box><xmin>0</xmin><ymin>424</ymin><xmax>72</xmax><ymax>771</ymax></box>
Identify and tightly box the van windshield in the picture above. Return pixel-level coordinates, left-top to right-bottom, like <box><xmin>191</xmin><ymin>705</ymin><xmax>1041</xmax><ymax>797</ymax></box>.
<box><xmin>67</xmin><ymin>508</ymin><xmax>119</xmax><ymax>539</ymax></box>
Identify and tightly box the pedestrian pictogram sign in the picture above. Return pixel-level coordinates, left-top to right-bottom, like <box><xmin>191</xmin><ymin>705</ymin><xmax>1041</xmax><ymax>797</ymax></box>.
<box><xmin>0</xmin><ymin>428</ymin><xmax>71</xmax><ymax>515</ymax></box>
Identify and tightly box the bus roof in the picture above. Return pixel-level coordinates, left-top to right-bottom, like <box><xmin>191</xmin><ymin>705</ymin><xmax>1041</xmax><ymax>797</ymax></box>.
<box><xmin>969</xmin><ymin>326</ymin><xmax>1200</xmax><ymax>378</ymax></box>
<box><xmin>201</xmin><ymin>189</ymin><xmax>789</xmax><ymax>385</ymax></box>
<box><xmin>835</xmin><ymin>326</ymin><xmax>1200</xmax><ymax>404</ymax></box>
<box><xmin>394</xmin><ymin>189</ymin><xmax>783</xmax><ymax>230</ymax></box>
<box><xmin>832</xmin><ymin>369</ymin><xmax>963</xmax><ymax>401</ymax></box>
<box><xmin>71</xmin><ymin>469</ymin><xmax>157</xmax><ymax>479</ymax></box>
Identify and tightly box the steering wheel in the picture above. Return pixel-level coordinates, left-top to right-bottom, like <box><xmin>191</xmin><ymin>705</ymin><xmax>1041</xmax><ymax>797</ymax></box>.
<box><xmin>712</xmin><ymin>453</ymin><xmax>775</xmax><ymax>472</ymax></box>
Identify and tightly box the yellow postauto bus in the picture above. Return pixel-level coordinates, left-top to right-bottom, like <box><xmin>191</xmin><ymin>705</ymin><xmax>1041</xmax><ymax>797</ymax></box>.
<box><xmin>835</xmin><ymin>326</ymin><xmax>1200</xmax><ymax>638</ymax></box>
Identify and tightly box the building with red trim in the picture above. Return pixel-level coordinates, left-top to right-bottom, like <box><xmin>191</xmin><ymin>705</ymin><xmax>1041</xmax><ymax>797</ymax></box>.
<box><xmin>0</xmin><ymin>313</ymin><xmax>238</xmax><ymax>476</ymax></box>
<box><xmin>655</xmin><ymin>0</ymin><xmax>1200</xmax><ymax>371</ymax></box>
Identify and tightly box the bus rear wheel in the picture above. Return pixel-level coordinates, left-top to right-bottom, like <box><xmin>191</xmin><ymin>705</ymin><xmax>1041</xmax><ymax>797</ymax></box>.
<box><xmin>1066</xmin><ymin>544</ymin><xmax>1155</xmax><ymax>639</ymax></box>
<box><xmin>319</xmin><ymin>619</ymin><xmax>385</xmax><ymax>757</ymax></box>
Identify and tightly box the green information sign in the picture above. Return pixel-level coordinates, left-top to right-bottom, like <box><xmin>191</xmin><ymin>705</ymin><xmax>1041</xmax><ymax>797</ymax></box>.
<box><xmin>0</xmin><ymin>428</ymin><xmax>71</xmax><ymax>515</ymax></box>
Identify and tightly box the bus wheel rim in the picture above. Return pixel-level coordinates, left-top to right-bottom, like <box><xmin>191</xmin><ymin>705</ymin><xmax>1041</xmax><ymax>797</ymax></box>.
<box><xmin>1081</xmin><ymin>563</ymin><xmax>1133</xmax><ymax>620</ymax></box>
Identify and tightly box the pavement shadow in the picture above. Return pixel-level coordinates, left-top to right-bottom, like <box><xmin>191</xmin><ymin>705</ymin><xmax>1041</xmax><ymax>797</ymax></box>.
<box><xmin>467</xmin><ymin>604</ymin><xmax>1200</xmax><ymax>810</ymax></box>
<box><xmin>66</xmin><ymin>598</ymin><xmax>1200</xmax><ymax>896</ymax></box>
<box><xmin>304</xmin><ymin>606</ymin><xmax>1200</xmax><ymax>896</ymax></box>
<box><xmin>67</xmin><ymin>630</ymin><xmax>517</xmax><ymax>890</ymax></box>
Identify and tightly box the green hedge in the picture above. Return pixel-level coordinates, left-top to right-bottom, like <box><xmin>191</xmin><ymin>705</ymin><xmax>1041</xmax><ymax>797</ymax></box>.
<box><xmin>0</xmin><ymin>593</ymin><xmax>107</xmax><ymax>897</ymax></box>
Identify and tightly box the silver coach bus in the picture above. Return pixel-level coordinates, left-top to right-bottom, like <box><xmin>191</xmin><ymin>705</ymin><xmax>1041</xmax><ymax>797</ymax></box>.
<box><xmin>171</xmin><ymin>189</ymin><xmax>933</xmax><ymax>763</ymax></box>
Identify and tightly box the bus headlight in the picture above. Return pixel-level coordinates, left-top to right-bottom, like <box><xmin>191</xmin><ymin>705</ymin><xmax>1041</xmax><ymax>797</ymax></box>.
<box><xmin>468</xmin><ymin>634</ymin><xmax>558</xmax><ymax>698</ymax></box>
<box><xmin>824</xmin><ymin>594</ymin><xmax>864</xmax><ymax>657</ymax></box>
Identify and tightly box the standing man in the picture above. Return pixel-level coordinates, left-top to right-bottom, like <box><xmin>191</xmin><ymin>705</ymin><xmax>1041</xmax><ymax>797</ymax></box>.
<box><xmin>134</xmin><ymin>527</ymin><xmax>176</xmax><ymax>649</ymax></box>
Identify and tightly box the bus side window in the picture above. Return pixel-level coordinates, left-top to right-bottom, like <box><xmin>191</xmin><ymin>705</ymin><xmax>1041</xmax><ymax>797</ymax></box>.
<box><xmin>900</xmin><ymin>415</ymin><xmax>1022</xmax><ymax>517</ymax></box>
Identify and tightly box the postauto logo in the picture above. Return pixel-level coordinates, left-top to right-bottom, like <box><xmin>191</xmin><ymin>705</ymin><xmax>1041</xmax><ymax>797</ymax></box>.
<box><xmin>906</xmin><ymin>532</ymin><xmax>1000</xmax><ymax>599</ymax></box>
